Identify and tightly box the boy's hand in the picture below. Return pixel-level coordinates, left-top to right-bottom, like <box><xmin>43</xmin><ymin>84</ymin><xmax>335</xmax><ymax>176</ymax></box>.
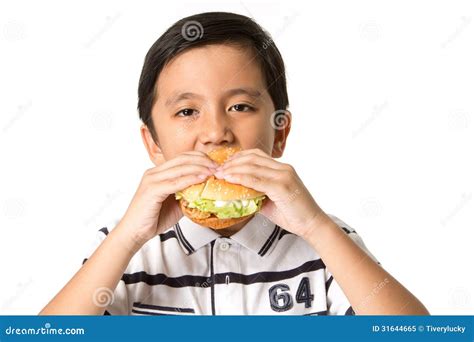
<box><xmin>214</xmin><ymin>148</ymin><xmax>328</xmax><ymax>239</ymax></box>
<box><xmin>117</xmin><ymin>151</ymin><xmax>218</xmax><ymax>251</ymax></box>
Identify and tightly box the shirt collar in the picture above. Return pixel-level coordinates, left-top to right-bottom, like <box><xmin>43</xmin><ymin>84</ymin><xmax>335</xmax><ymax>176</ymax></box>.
<box><xmin>174</xmin><ymin>213</ymin><xmax>282</xmax><ymax>257</ymax></box>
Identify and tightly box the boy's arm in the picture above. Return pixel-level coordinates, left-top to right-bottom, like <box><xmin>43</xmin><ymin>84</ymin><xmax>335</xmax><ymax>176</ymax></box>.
<box><xmin>39</xmin><ymin>224</ymin><xmax>141</xmax><ymax>315</ymax></box>
<box><xmin>212</xmin><ymin>148</ymin><xmax>429</xmax><ymax>314</ymax></box>
<box><xmin>304</xmin><ymin>215</ymin><xmax>430</xmax><ymax>315</ymax></box>
<box><xmin>39</xmin><ymin>152</ymin><xmax>215</xmax><ymax>315</ymax></box>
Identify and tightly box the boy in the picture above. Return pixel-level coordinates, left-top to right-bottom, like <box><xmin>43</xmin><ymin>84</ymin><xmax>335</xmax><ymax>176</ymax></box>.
<box><xmin>40</xmin><ymin>12</ymin><xmax>428</xmax><ymax>315</ymax></box>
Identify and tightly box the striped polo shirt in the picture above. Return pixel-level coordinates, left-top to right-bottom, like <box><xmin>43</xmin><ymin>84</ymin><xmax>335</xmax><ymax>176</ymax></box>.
<box><xmin>82</xmin><ymin>213</ymin><xmax>379</xmax><ymax>315</ymax></box>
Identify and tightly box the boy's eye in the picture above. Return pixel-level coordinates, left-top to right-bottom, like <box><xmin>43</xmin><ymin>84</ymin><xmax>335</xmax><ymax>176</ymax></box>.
<box><xmin>176</xmin><ymin>108</ymin><xmax>197</xmax><ymax>117</ymax></box>
<box><xmin>230</xmin><ymin>104</ymin><xmax>254</xmax><ymax>112</ymax></box>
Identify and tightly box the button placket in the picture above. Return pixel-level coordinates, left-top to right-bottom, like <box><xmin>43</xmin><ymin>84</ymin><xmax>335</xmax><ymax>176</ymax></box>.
<box><xmin>214</xmin><ymin>238</ymin><xmax>241</xmax><ymax>314</ymax></box>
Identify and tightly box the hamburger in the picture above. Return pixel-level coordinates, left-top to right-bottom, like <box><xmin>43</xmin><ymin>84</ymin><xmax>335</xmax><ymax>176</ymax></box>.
<box><xmin>175</xmin><ymin>146</ymin><xmax>266</xmax><ymax>229</ymax></box>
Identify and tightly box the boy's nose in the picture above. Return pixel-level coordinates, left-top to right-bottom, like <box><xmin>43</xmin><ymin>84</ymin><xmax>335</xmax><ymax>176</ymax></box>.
<box><xmin>198</xmin><ymin>112</ymin><xmax>233</xmax><ymax>146</ymax></box>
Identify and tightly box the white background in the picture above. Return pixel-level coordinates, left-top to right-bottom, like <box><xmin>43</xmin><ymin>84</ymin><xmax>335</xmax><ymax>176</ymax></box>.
<box><xmin>1</xmin><ymin>0</ymin><xmax>473</xmax><ymax>315</ymax></box>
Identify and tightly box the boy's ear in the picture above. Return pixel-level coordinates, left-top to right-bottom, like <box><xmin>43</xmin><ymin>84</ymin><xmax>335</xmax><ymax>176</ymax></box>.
<box><xmin>271</xmin><ymin>110</ymin><xmax>292</xmax><ymax>158</ymax></box>
<box><xmin>140</xmin><ymin>124</ymin><xmax>164</xmax><ymax>166</ymax></box>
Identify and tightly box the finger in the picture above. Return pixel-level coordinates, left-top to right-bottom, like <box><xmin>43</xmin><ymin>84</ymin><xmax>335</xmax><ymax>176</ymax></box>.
<box><xmin>217</xmin><ymin>163</ymin><xmax>285</xmax><ymax>182</ymax></box>
<box><xmin>219</xmin><ymin>172</ymin><xmax>275</xmax><ymax>195</ymax></box>
<box><xmin>222</xmin><ymin>153</ymin><xmax>283</xmax><ymax>171</ymax></box>
<box><xmin>227</xmin><ymin>148</ymin><xmax>270</xmax><ymax>161</ymax></box>
<box><xmin>180</xmin><ymin>150</ymin><xmax>209</xmax><ymax>157</ymax></box>
<box><xmin>218</xmin><ymin>164</ymin><xmax>286</xmax><ymax>195</ymax></box>
<box><xmin>156</xmin><ymin>174</ymin><xmax>211</xmax><ymax>198</ymax></box>
<box><xmin>154</xmin><ymin>150</ymin><xmax>209</xmax><ymax>168</ymax></box>
<box><xmin>147</xmin><ymin>164</ymin><xmax>214</xmax><ymax>183</ymax></box>
<box><xmin>150</xmin><ymin>153</ymin><xmax>218</xmax><ymax>174</ymax></box>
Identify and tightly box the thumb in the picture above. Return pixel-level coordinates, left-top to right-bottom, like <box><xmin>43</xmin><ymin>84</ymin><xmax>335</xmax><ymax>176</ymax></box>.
<box><xmin>154</xmin><ymin>153</ymin><xmax>166</xmax><ymax>166</ymax></box>
<box><xmin>260</xmin><ymin>198</ymin><xmax>277</xmax><ymax>221</ymax></box>
<box><xmin>157</xmin><ymin>195</ymin><xmax>183</xmax><ymax>232</ymax></box>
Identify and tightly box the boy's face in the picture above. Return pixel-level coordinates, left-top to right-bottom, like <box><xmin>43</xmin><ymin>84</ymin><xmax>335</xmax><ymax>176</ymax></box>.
<box><xmin>142</xmin><ymin>43</ymin><xmax>289</xmax><ymax>164</ymax></box>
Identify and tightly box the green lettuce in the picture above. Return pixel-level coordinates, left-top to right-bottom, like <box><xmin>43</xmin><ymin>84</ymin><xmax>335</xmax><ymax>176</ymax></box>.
<box><xmin>175</xmin><ymin>192</ymin><xmax>265</xmax><ymax>219</ymax></box>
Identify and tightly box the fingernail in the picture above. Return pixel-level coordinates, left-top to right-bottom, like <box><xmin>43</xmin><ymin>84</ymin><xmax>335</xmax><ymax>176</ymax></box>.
<box><xmin>198</xmin><ymin>174</ymin><xmax>208</xmax><ymax>179</ymax></box>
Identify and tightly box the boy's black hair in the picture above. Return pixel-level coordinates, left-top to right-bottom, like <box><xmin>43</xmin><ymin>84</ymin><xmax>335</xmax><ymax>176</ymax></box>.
<box><xmin>137</xmin><ymin>11</ymin><xmax>289</xmax><ymax>143</ymax></box>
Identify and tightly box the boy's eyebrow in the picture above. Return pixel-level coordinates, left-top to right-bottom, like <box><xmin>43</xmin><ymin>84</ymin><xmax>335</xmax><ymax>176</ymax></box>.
<box><xmin>224</xmin><ymin>87</ymin><xmax>262</xmax><ymax>99</ymax></box>
<box><xmin>165</xmin><ymin>87</ymin><xmax>262</xmax><ymax>107</ymax></box>
<box><xmin>165</xmin><ymin>92</ymin><xmax>203</xmax><ymax>107</ymax></box>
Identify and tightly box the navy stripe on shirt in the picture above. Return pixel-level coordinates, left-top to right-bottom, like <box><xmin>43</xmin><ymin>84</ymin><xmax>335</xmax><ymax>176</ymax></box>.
<box><xmin>120</xmin><ymin>259</ymin><xmax>326</xmax><ymax>287</ymax></box>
